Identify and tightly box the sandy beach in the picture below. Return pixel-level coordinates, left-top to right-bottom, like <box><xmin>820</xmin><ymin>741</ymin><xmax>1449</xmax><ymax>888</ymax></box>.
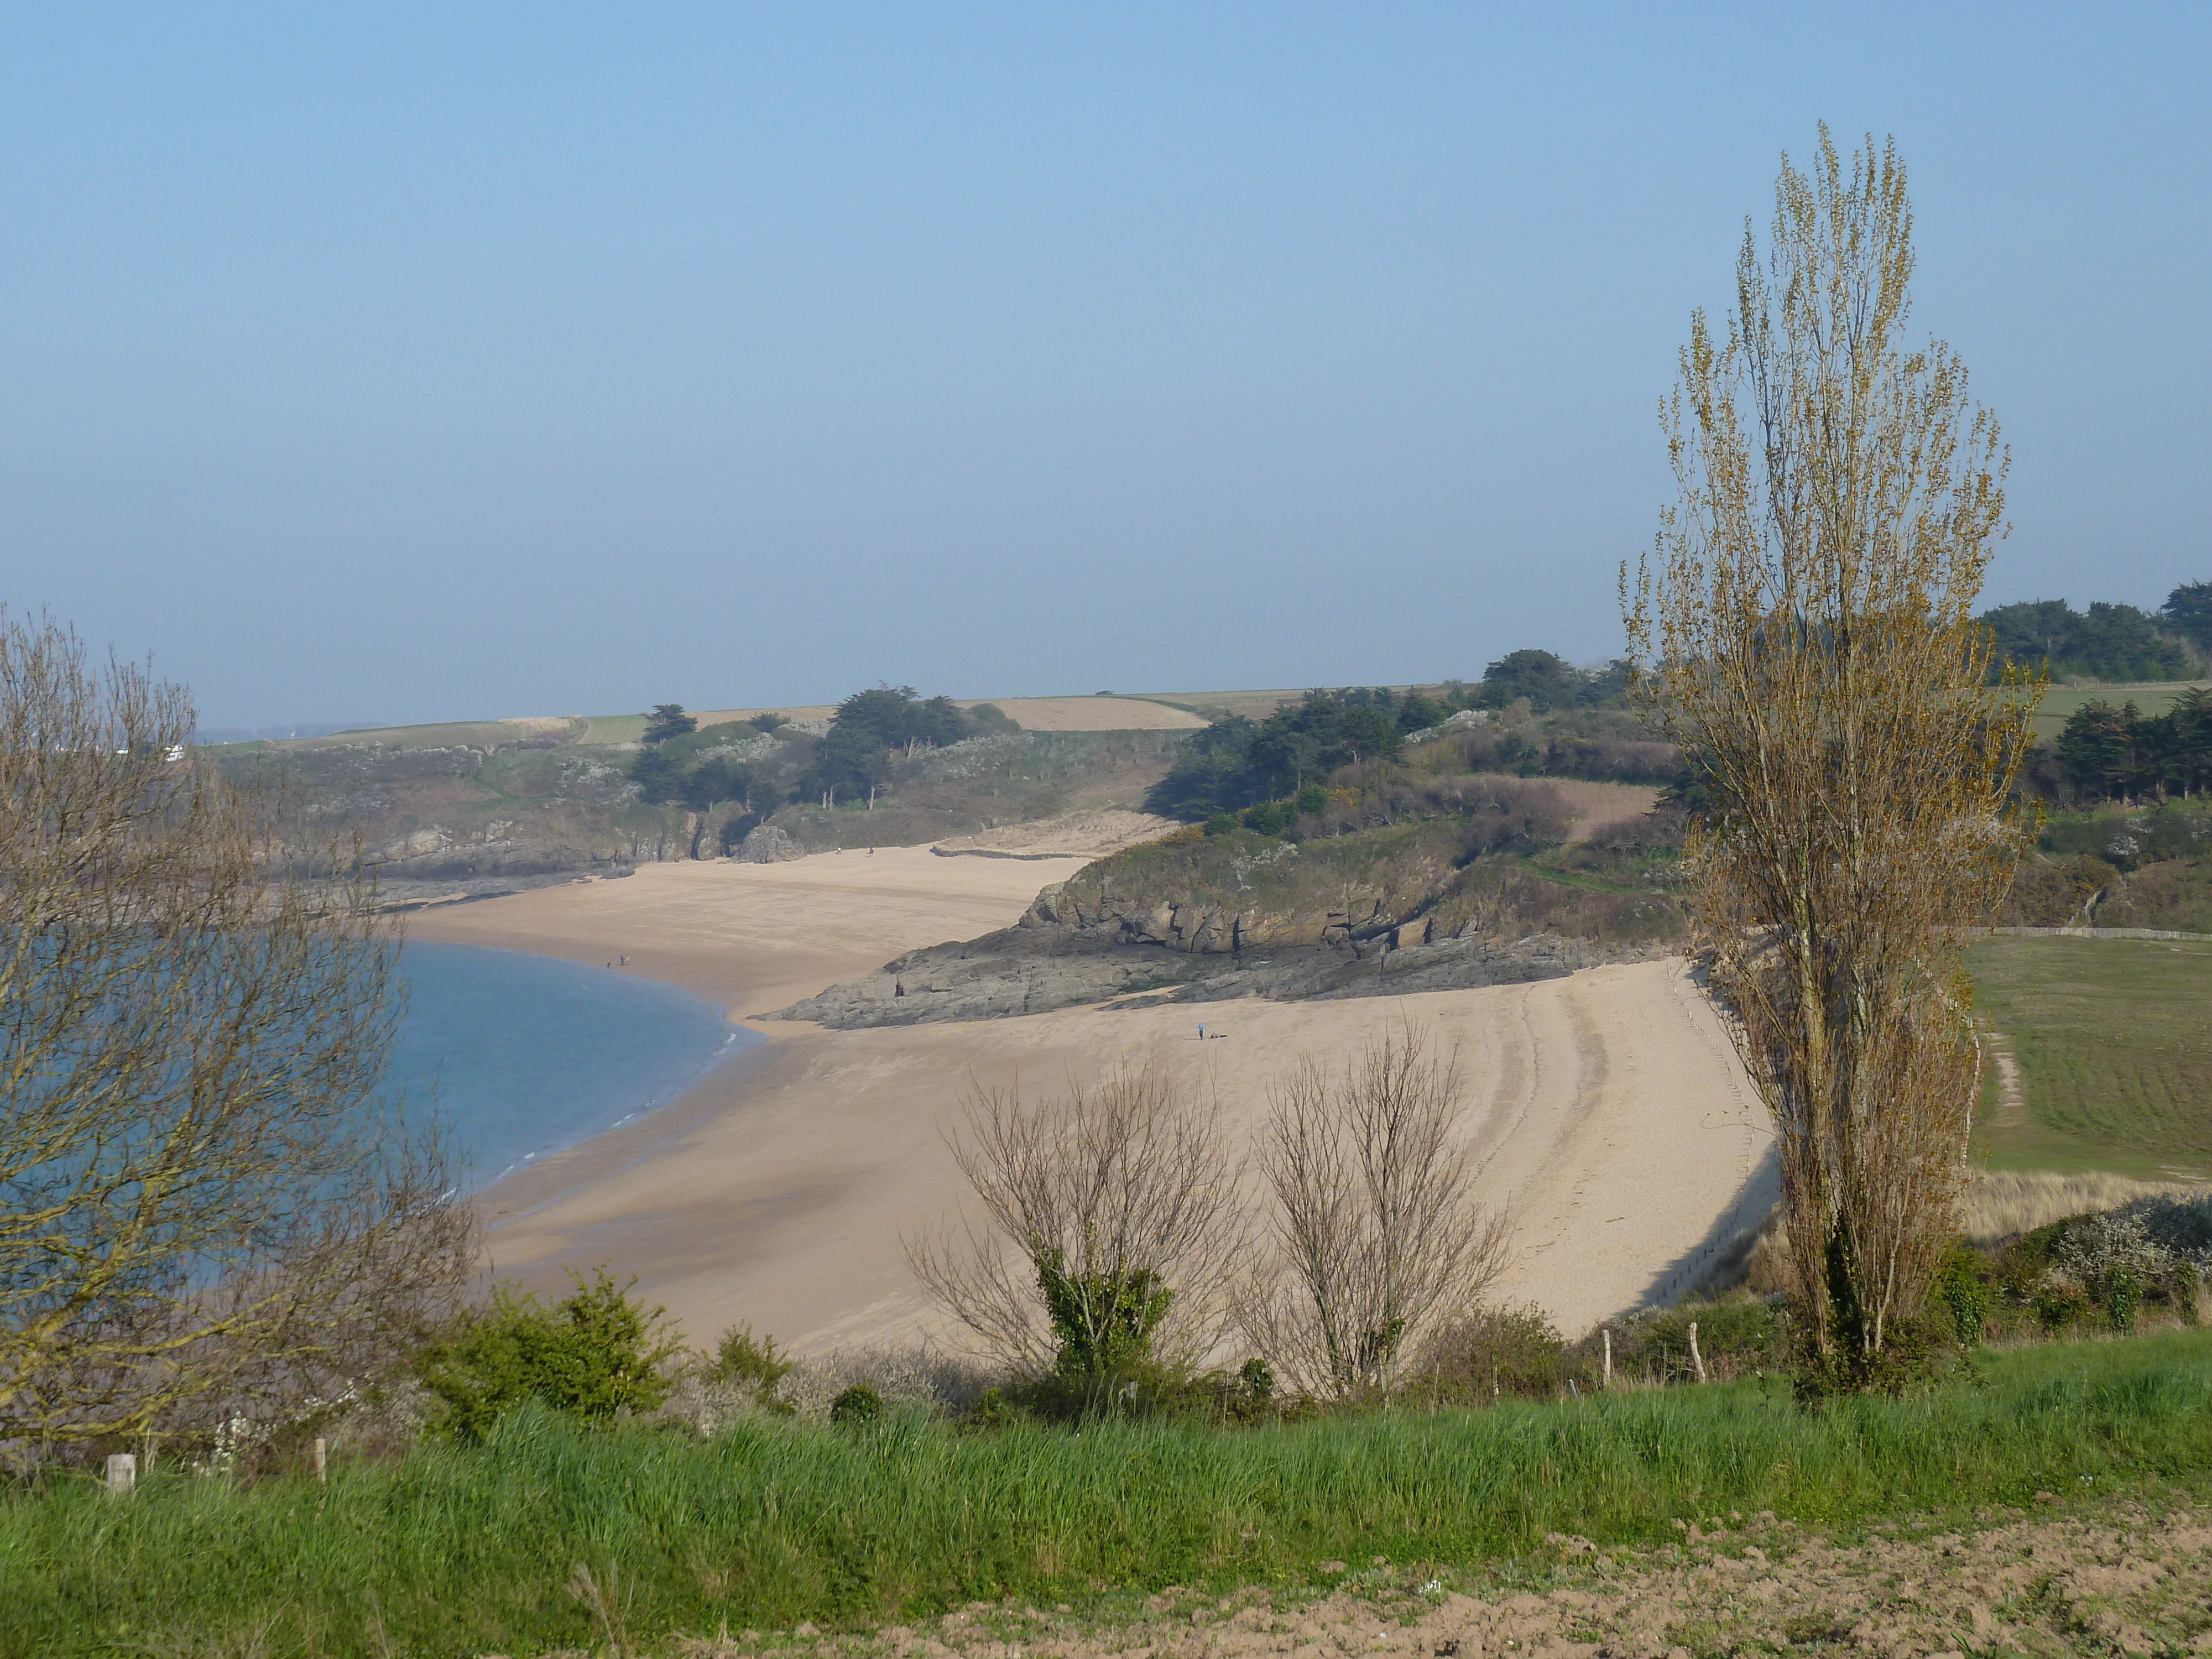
<box><xmin>411</xmin><ymin>849</ymin><xmax>1771</xmax><ymax>1352</ymax></box>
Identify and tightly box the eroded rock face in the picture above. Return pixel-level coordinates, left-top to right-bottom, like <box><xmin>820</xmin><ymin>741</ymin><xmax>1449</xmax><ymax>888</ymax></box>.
<box><xmin>771</xmin><ymin>925</ymin><xmax>1617</xmax><ymax>1029</ymax></box>
<box><xmin>368</xmin><ymin>837</ymin><xmax>609</xmax><ymax>882</ymax></box>
<box><xmin>776</xmin><ymin>929</ymin><xmax>1186</xmax><ymax>1027</ymax></box>
<box><xmin>1019</xmin><ymin>878</ymin><xmax>1425</xmax><ymax>957</ymax></box>
<box><xmin>737</xmin><ymin>824</ymin><xmax>806</xmax><ymax>864</ymax></box>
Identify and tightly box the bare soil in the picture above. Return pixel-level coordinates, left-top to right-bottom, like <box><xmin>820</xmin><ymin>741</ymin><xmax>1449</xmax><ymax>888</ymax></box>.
<box><xmin>638</xmin><ymin>1488</ymin><xmax>2212</xmax><ymax>1659</ymax></box>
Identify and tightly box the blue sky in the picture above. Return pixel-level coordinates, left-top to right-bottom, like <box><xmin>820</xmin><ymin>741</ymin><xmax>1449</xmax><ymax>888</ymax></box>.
<box><xmin>4</xmin><ymin>4</ymin><xmax>2207</xmax><ymax>727</ymax></box>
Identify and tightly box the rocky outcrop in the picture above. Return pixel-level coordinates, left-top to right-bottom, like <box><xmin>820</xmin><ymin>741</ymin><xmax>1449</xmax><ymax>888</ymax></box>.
<box><xmin>774</xmin><ymin>928</ymin><xmax>1198</xmax><ymax>1027</ymax></box>
<box><xmin>1018</xmin><ymin>868</ymin><xmax>1427</xmax><ymax>957</ymax></box>
<box><xmin>737</xmin><ymin>824</ymin><xmax>806</xmax><ymax>864</ymax></box>
<box><xmin>773</xmin><ymin>921</ymin><xmax>1624</xmax><ymax>1029</ymax></box>
<box><xmin>1404</xmin><ymin>708</ymin><xmax>1493</xmax><ymax>745</ymax></box>
<box><xmin>368</xmin><ymin>836</ymin><xmax>620</xmax><ymax>884</ymax></box>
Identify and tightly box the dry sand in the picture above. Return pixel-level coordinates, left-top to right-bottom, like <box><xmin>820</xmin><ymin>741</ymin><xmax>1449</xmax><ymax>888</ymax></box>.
<box><xmin>410</xmin><ymin>851</ymin><xmax>1769</xmax><ymax>1352</ymax></box>
<box><xmin>931</xmin><ymin>809</ymin><xmax>1181</xmax><ymax>860</ymax></box>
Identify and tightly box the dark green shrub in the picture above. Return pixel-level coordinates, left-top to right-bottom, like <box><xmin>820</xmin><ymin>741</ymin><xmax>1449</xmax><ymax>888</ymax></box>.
<box><xmin>2108</xmin><ymin>1267</ymin><xmax>2144</xmax><ymax>1333</ymax></box>
<box><xmin>1413</xmin><ymin>1303</ymin><xmax>1588</xmax><ymax>1402</ymax></box>
<box><xmin>1241</xmin><ymin>801</ymin><xmax>1289</xmax><ymax>836</ymax></box>
<box><xmin>830</xmin><ymin>1385</ymin><xmax>884</xmax><ymax>1426</ymax></box>
<box><xmin>712</xmin><ymin>1324</ymin><xmax>796</xmax><ymax>1415</ymax></box>
<box><xmin>1239</xmin><ymin>1357</ymin><xmax>1275</xmax><ymax>1402</ymax></box>
<box><xmin>714</xmin><ymin>1324</ymin><xmax>794</xmax><ymax>1390</ymax></box>
<box><xmin>991</xmin><ymin>1252</ymin><xmax>1183</xmax><ymax>1421</ymax></box>
<box><xmin>1202</xmin><ymin>813</ymin><xmax>1239</xmax><ymax>837</ymax></box>
<box><xmin>1295</xmin><ymin>782</ymin><xmax>1329</xmax><ymax>817</ymax></box>
<box><xmin>1606</xmin><ymin>1295</ymin><xmax>1792</xmax><ymax>1384</ymax></box>
<box><xmin>1934</xmin><ymin>1243</ymin><xmax>1993</xmax><ymax>1346</ymax></box>
<box><xmin>2037</xmin><ymin>1279</ymin><xmax>2092</xmax><ymax>1334</ymax></box>
<box><xmin>417</xmin><ymin>1269</ymin><xmax>681</xmax><ymax>1440</ymax></box>
<box><xmin>969</xmin><ymin>1386</ymin><xmax>1020</xmax><ymax>1428</ymax></box>
<box><xmin>1792</xmin><ymin>1310</ymin><xmax>1950</xmax><ymax>1402</ymax></box>
<box><xmin>1037</xmin><ymin>1254</ymin><xmax>1171</xmax><ymax>1381</ymax></box>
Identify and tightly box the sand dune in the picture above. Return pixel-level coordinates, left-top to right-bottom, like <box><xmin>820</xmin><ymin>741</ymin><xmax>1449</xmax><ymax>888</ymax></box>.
<box><xmin>410</xmin><ymin>850</ymin><xmax>1770</xmax><ymax>1352</ymax></box>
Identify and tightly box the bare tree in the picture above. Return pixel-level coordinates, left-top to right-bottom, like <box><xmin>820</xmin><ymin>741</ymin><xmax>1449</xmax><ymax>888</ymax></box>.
<box><xmin>0</xmin><ymin>612</ymin><xmax>471</xmax><ymax>1449</ymax></box>
<box><xmin>907</xmin><ymin>1063</ymin><xmax>1243</xmax><ymax>1391</ymax></box>
<box><xmin>1623</xmin><ymin>132</ymin><xmax>2039</xmax><ymax>1382</ymax></box>
<box><xmin>1241</xmin><ymin>1021</ymin><xmax>1511</xmax><ymax>1401</ymax></box>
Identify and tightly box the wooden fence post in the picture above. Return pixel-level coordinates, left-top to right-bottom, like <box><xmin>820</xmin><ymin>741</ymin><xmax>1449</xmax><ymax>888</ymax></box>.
<box><xmin>1689</xmin><ymin>1320</ymin><xmax>1708</xmax><ymax>1385</ymax></box>
<box><xmin>1601</xmin><ymin>1326</ymin><xmax>1613</xmax><ymax>1389</ymax></box>
<box><xmin>314</xmin><ymin>1437</ymin><xmax>328</xmax><ymax>1485</ymax></box>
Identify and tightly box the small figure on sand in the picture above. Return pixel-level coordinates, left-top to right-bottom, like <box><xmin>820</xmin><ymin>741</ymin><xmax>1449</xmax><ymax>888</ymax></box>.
<box><xmin>1197</xmin><ymin>1024</ymin><xmax>1204</xmax><ymax>1041</ymax></box>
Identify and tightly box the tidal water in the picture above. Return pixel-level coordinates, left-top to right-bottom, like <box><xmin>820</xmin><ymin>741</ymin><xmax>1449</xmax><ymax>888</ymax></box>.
<box><xmin>388</xmin><ymin>941</ymin><xmax>752</xmax><ymax>1186</ymax></box>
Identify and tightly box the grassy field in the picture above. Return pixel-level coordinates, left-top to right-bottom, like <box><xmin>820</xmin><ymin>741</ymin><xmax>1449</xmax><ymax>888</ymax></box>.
<box><xmin>208</xmin><ymin>718</ymin><xmax>554</xmax><ymax>753</ymax></box>
<box><xmin>2020</xmin><ymin>678</ymin><xmax>2210</xmax><ymax>743</ymax></box>
<box><xmin>1970</xmin><ymin>934</ymin><xmax>2212</xmax><ymax>1178</ymax></box>
<box><xmin>243</xmin><ymin>698</ymin><xmax>1201</xmax><ymax>749</ymax></box>
<box><xmin>6</xmin><ymin>1333</ymin><xmax>2212</xmax><ymax>1656</ymax></box>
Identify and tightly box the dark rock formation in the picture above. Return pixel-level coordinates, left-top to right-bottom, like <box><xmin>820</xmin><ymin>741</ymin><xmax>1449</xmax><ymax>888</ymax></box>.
<box><xmin>737</xmin><ymin>824</ymin><xmax>806</xmax><ymax>864</ymax></box>
<box><xmin>368</xmin><ymin>837</ymin><xmax>615</xmax><ymax>884</ymax></box>
<box><xmin>773</xmin><ymin>924</ymin><xmax>1624</xmax><ymax>1029</ymax></box>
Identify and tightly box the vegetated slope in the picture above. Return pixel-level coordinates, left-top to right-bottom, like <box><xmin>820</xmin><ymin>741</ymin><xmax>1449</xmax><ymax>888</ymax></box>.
<box><xmin>1981</xmin><ymin>580</ymin><xmax>2209</xmax><ymax>684</ymax></box>
<box><xmin>2000</xmin><ymin>798</ymin><xmax>2212</xmax><ymax>933</ymax></box>
<box><xmin>781</xmin><ymin>705</ymin><xmax>1689</xmax><ymax>1027</ymax></box>
<box><xmin>211</xmin><ymin>661</ymin><xmax>1655</xmax><ymax>911</ymax></box>
<box><xmin>298</xmin><ymin>696</ymin><xmax>1198</xmax><ymax>750</ymax></box>
<box><xmin>215</xmin><ymin>714</ymin><xmax>1194</xmax><ymax>906</ymax></box>
<box><xmin>1970</xmin><ymin>935</ymin><xmax>2212</xmax><ymax>1179</ymax></box>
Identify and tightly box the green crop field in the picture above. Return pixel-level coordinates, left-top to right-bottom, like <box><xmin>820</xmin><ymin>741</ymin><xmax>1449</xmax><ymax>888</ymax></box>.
<box><xmin>2019</xmin><ymin>679</ymin><xmax>2209</xmax><ymax>743</ymax></box>
<box><xmin>1970</xmin><ymin>935</ymin><xmax>2212</xmax><ymax>1178</ymax></box>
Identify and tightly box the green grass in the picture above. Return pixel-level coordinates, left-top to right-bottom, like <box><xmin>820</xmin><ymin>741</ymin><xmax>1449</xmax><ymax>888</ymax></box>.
<box><xmin>1970</xmin><ymin>935</ymin><xmax>2212</xmax><ymax>1177</ymax></box>
<box><xmin>1524</xmin><ymin>851</ymin><xmax>1652</xmax><ymax>896</ymax></box>
<box><xmin>2019</xmin><ymin>679</ymin><xmax>2210</xmax><ymax>743</ymax></box>
<box><xmin>8</xmin><ymin>1334</ymin><xmax>2212</xmax><ymax>1656</ymax></box>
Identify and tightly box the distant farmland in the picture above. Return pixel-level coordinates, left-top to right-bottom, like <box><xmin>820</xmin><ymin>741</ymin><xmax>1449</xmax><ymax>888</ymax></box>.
<box><xmin>1970</xmin><ymin>933</ymin><xmax>2212</xmax><ymax>1180</ymax></box>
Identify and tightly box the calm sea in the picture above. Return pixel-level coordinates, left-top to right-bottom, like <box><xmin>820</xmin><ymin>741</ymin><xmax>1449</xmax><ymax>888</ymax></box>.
<box><xmin>389</xmin><ymin>941</ymin><xmax>753</xmax><ymax>1186</ymax></box>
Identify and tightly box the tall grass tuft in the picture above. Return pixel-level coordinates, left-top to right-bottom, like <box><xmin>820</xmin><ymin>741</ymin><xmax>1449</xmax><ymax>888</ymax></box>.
<box><xmin>6</xmin><ymin>1333</ymin><xmax>2212</xmax><ymax>1656</ymax></box>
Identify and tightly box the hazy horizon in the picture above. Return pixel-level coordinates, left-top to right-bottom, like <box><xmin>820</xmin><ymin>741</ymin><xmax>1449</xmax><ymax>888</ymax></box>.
<box><xmin>7</xmin><ymin>6</ymin><xmax>2209</xmax><ymax>729</ymax></box>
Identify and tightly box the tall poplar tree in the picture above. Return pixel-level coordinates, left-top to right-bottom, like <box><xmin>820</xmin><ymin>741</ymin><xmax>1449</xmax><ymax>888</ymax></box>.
<box><xmin>1624</xmin><ymin>131</ymin><xmax>2042</xmax><ymax>1385</ymax></box>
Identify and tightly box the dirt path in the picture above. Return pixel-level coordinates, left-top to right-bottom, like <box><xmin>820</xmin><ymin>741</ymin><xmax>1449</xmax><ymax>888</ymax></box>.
<box><xmin>412</xmin><ymin>853</ymin><xmax>1768</xmax><ymax>1349</ymax></box>
<box><xmin>1984</xmin><ymin>1031</ymin><xmax>2031</xmax><ymax>1134</ymax></box>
